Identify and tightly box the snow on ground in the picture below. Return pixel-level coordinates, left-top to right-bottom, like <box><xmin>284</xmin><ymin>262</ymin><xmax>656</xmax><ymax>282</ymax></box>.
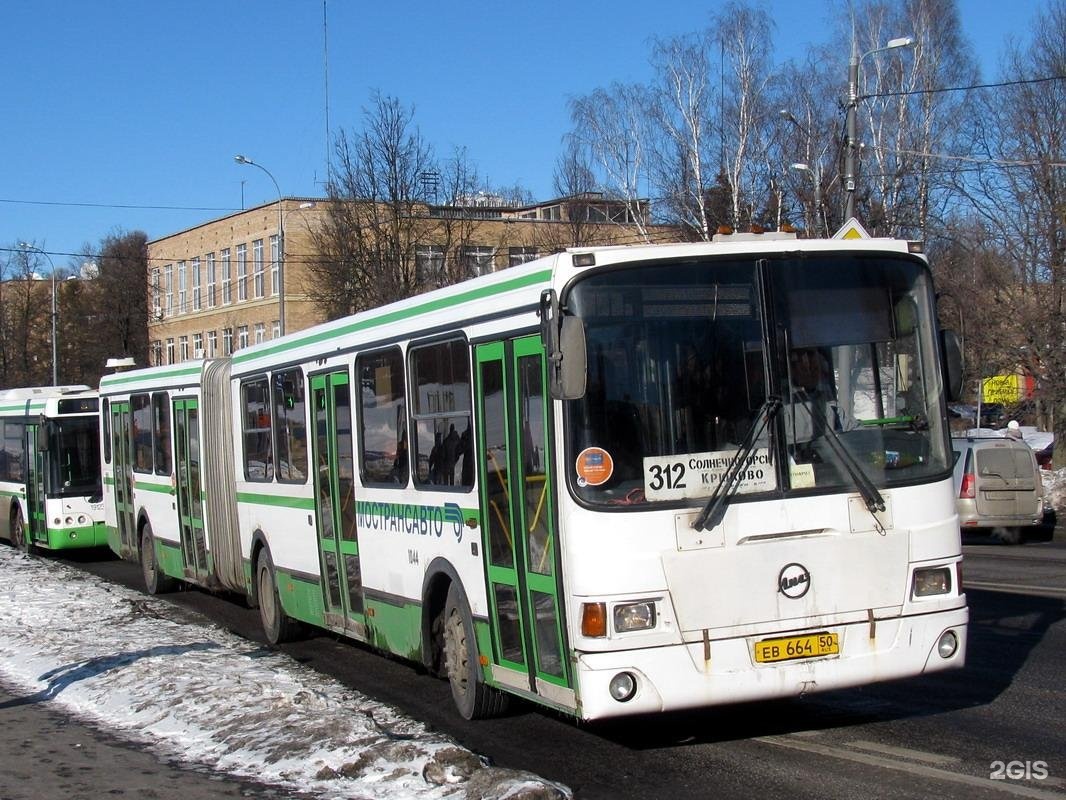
<box><xmin>0</xmin><ymin>549</ymin><xmax>570</xmax><ymax>800</ymax></box>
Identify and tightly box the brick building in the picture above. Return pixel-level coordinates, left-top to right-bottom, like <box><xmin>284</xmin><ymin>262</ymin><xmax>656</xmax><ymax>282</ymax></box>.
<box><xmin>147</xmin><ymin>194</ymin><xmax>666</xmax><ymax>365</ymax></box>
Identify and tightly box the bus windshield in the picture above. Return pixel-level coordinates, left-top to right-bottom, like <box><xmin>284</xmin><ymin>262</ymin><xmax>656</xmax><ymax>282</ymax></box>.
<box><xmin>565</xmin><ymin>254</ymin><xmax>951</xmax><ymax>508</ymax></box>
<box><xmin>48</xmin><ymin>416</ymin><xmax>102</xmax><ymax>498</ymax></box>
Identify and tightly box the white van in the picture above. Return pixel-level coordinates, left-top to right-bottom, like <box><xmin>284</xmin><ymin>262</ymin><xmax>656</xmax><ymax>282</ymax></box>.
<box><xmin>951</xmin><ymin>435</ymin><xmax>1045</xmax><ymax>543</ymax></box>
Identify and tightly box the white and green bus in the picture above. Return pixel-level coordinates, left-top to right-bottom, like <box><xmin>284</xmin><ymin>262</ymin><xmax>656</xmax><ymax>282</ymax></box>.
<box><xmin>101</xmin><ymin>234</ymin><xmax>969</xmax><ymax>721</ymax></box>
<box><xmin>0</xmin><ymin>385</ymin><xmax>106</xmax><ymax>552</ymax></box>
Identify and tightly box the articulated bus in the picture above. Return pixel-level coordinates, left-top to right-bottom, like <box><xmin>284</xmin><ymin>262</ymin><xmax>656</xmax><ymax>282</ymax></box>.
<box><xmin>100</xmin><ymin>234</ymin><xmax>968</xmax><ymax>721</ymax></box>
<box><xmin>0</xmin><ymin>385</ymin><xmax>106</xmax><ymax>553</ymax></box>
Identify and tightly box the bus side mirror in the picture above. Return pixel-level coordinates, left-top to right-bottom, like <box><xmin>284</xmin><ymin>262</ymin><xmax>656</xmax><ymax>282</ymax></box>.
<box><xmin>37</xmin><ymin>418</ymin><xmax>51</xmax><ymax>452</ymax></box>
<box><xmin>540</xmin><ymin>289</ymin><xmax>587</xmax><ymax>400</ymax></box>
<box><xmin>940</xmin><ymin>329</ymin><xmax>964</xmax><ymax>402</ymax></box>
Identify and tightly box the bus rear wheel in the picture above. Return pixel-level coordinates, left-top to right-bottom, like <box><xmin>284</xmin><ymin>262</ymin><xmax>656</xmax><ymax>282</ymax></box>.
<box><xmin>256</xmin><ymin>550</ymin><xmax>299</xmax><ymax>645</ymax></box>
<box><xmin>11</xmin><ymin>509</ymin><xmax>33</xmax><ymax>554</ymax></box>
<box><xmin>442</xmin><ymin>584</ymin><xmax>509</xmax><ymax>720</ymax></box>
<box><xmin>140</xmin><ymin>523</ymin><xmax>176</xmax><ymax>595</ymax></box>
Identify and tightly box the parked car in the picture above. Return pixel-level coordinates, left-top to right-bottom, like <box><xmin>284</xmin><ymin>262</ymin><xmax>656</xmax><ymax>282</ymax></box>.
<box><xmin>951</xmin><ymin>435</ymin><xmax>1045</xmax><ymax>544</ymax></box>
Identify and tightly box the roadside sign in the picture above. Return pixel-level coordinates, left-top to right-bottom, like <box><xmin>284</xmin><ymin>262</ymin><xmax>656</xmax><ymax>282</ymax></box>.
<box><xmin>833</xmin><ymin>218</ymin><xmax>872</xmax><ymax>240</ymax></box>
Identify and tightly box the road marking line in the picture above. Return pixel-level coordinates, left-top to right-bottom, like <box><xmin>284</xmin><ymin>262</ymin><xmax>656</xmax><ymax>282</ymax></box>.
<box><xmin>846</xmin><ymin>739</ymin><xmax>960</xmax><ymax>765</ymax></box>
<box><xmin>755</xmin><ymin>735</ymin><xmax>1065</xmax><ymax>799</ymax></box>
<box><xmin>964</xmin><ymin>580</ymin><xmax>1066</xmax><ymax>598</ymax></box>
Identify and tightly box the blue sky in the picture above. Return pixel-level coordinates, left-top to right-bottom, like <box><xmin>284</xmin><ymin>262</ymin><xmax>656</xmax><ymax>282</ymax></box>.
<box><xmin>0</xmin><ymin>0</ymin><xmax>1043</xmax><ymax>269</ymax></box>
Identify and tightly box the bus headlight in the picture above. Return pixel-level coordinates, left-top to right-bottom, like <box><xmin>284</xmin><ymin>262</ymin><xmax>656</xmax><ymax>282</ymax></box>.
<box><xmin>913</xmin><ymin>567</ymin><xmax>952</xmax><ymax>597</ymax></box>
<box><xmin>613</xmin><ymin>601</ymin><xmax>657</xmax><ymax>633</ymax></box>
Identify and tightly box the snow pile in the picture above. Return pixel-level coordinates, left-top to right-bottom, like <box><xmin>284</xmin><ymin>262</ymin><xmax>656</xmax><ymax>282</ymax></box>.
<box><xmin>1043</xmin><ymin>468</ymin><xmax>1066</xmax><ymax>514</ymax></box>
<box><xmin>0</xmin><ymin>549</ymin><xmax>570</xmax><ymax>800</ymax></box>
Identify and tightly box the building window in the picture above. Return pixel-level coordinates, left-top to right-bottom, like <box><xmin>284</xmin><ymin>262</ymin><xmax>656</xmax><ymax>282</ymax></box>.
<box><xmin>460</xmin><ymin>246</ymin><xmax>495</xmax><ymax>277</ymax></box>
<box><xmin>541</xmin><ymin>205</ymin><xmax>561</xmax><ymax>221</ymax></box>
<box><xmin>191</xmin><ymin>257</ymin><xmax>202</xmax><ymax>311</ymax></box>
<box><xmin>221</xmin><ymin>248</ymin><xmax>232</xmax><ymax>305</ymax></box>
<box><xmin>410</xmin><ymin>338</ymin><xmax>473</xmax><ymax>489</ymax></box>
<box><xmin>193</xmin><ymin>332</ymin><xmax>203</xmax><ymax>357</ymax></box>
<box><xmin>222</xmin><ymin>328</ymin><xmax>233</xmax><ymax>356</ymax></box>
<box><xmin>415</xmin><ymin>246</ymin><xmax>445</xmax><ymax>287</ymax></box>
<box><xmin>151</xmin><ymin>340</ymin><xmax>163</xmax><ymax>366</ymax></box>
<box><xmin>151</xmin><ymin>269</ymin><xmax>161</xmax><ymax>317</ymax></box>
<box><xmin>207</xmin><ymin>330</ymin><xmax>218</xmax><ymax>357</ymax></box>
<box><xmin>179</xmin><ymin>335</ymin><xmax>189</xmax><ymax>361</ymax></box>
<box><xmin>273</xmin><ymin>368</ymin><xmax>307</xmax><ymax>483</ymax></box>
<box><xmin>206</xmin><ymin>252</ymin><xmax>216</xmax><ymax>308</ymax></box>
<box><xmin>508</xmin><ymin>246</ymin><xmax>538</xmax><ymax>266</ymax></box>
<box><xmin>357</xmin><ymin>347</ymin><xmax>407</xmax><ymax>486</ymax></box>
<box><xmin>241</xmin><ymin>377</ymin><xmax>273</xmax><ymax>482</ymax></box>
<box><xmin>270</xmin><ymin>234</ymin><xmax>279</xmax><ymax>296</ymax></box>
<box><xmin>254</xmin><ymin>322</ymin><xmax>265</xmax><ymax>344</ymax></box>
<box><xmin>237</xmin><ymin>243</ymin><xmax>247</xmax><ymax>301</ymax></box>
<box><xmin>177</xmin><ymin>261</ymin><xmax>187</xmax><ymax>314</ymax></box>
<box><xmin>238</xmin><ymin>325</ymin><xmax>249</xmax><ymax>350</ymax></box>
<box><xmin>253</xmin><ymin>238</ymin><xmax>264</xmax><ymax>299</ymax></box>
<box><xmin>164</xmin><ymin>265</ymin><xmax>173</xmax><ymax>316</ymax></box>
<box><xmin>271</xmin><ymin>320</ymin><xmax>280</xmax><ymax>339</ymax></box>
<box><xmin>166</xmin><ymin>338</ymin><xmax>175</xmax><ymax>364</ymax></box>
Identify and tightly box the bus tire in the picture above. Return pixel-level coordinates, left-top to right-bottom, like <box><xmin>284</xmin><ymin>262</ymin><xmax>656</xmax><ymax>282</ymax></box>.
<box><xmin>256</xmin><ymin>549</ymin><xmax>299</xmax><ymax>645</ymax></box>
<box><xmin>442</xmin><ymin>583</ymin><xmax>509</xmax><ymax>720</ymax></box>
<box><xmin>11</xmin><ymin>508</ymin><xmax>34</xmax><ymax>555</ymax></box>
<box><xmin>140</xmin><ymin>523</ymin><xmax>177</xmax><ymax>595</ymax></box>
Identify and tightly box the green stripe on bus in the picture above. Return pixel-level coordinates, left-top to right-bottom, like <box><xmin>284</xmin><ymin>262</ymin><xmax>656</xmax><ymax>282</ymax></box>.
<box><xmin>237</xmin><ymin>492</ymin><xmax>317</xmax><ymax>511</ymax></box>
<box><xmin>0</xmin><ymin>402</ymin><xmax>46</xmax><ymax>413</ymax></box>
<box><xmin>100</xmin><ymin>364</ymin><xmax>202</xmax><ymax>388</ymax></box>
<box><xmin>233</xmin><ymin>268</ymin><xmax>552</xmax><ymax>364</ymax></box>
<box><xmin>135</xmin><ymin>481</ymin><xmax>173</xmax><ymax>494</ymax></box>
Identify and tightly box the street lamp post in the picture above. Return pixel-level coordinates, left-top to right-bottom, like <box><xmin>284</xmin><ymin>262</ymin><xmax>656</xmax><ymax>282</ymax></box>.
<box><xmin>844</xmin><ymin>35</ymin><xmax>915</xmax><ymax>221</ymax></box>
<box><xmin>779</xmin><ymin>110</ymin><xmax>829</xmax><ymax>237</ymax></box>
<box><xmin>19</xmin><ymin>242</ymin><xmax>58</xmax><ymax>385</ymax></box>
<box><xmin>234</xmin><ymin>155</ymin><xmax>285</xmax><ymax>336</ymax></box>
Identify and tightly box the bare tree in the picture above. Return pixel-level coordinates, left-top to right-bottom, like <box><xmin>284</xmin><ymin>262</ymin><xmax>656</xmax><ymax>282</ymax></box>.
<box><xmin>307</xmin><ymin>93</ymin><xmax>437</xmax><ymax>319</ymax></box>
<box><xmin>568</xmin><ymin>83</ymin><xmax>653</xmax><ymax>242</ymax></box>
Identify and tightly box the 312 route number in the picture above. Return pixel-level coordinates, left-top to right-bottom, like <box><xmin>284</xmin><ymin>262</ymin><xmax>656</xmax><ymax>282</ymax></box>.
<box><xmin>648</xmin><ymin>462</ymin><xmax>686</xmax><ymax>491</ymax></box>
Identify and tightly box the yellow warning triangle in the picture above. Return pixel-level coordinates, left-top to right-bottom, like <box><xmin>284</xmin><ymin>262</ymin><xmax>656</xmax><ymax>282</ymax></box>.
<box><xmin>832</xmin><ymin>217</ymin><xmax>872</xmax><ymax>239</ymax></box>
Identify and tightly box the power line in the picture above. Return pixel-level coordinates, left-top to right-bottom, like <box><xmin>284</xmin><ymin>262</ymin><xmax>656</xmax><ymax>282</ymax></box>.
<box><xmin>862</xmin><ymin>73</ymin><xmax>1065</xmax><ymax>101</ymax></box>
<box><xmin>0</xmin><ymin>197</ymin><xmax>239</xmax><ymax>213</ymax></box>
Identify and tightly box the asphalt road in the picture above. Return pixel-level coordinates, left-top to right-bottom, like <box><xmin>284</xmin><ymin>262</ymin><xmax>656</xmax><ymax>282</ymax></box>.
<box><xmin>6</xmin><ymin>524</ymin><xmax>1065</xmax><ymax>800</ymax></box>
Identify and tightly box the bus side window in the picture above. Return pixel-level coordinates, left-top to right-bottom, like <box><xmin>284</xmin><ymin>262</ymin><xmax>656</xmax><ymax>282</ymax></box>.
<box><xmin>131</xmin><ymin>394</ymin><xmax>153</xmax><ymax>473</ymax></box>
<box><xmin>356</xmin><ymin>347</ymin><xmax>407</xmax><ymax>487</ymax></box>
<box><xmin>102</xmin><ymin>399</ymin><xmax>111</xmax><ymax>464</ymax></box>
<box><xmin>272</xmin><ymin>368</ymin><xmax>308</xmax><ymax>483</ymax></box>
<box><xmin>152</xmin><ymin>392</ymin><xmax>171</xmax><ymax>475</ymax></box>
<box><xmin>409</xmin><ymin>338</ymin><xmax>473</xmax><ymax>490</ymax></box>
<box><xmin>241</xmin><ymin>377</ymin><xmax>274</xmax><ymax>482</ymax></box>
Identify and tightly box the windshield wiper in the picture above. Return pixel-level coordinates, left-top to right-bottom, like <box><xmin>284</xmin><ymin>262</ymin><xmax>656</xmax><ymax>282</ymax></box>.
<box><xmin>796</xmin><ymin>389</ymin><xmax>885</xmax><ymax>516</ymax></box>
<box><xmin>692</xmin><ymin>397</ymin><xmax>781</xmax><ymax>532</ymax></box>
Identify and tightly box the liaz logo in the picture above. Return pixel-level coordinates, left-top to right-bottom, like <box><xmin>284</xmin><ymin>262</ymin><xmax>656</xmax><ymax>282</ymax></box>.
<box><xmin>778</xmin><ymin>563</ymin><xmax>811</xmax><ymax>599</ymax></box>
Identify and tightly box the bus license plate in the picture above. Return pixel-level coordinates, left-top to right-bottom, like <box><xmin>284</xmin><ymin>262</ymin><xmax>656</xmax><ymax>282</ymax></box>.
<box><xmin>754</xmin><ymin>632</ymin><xmax>839</xmax><ymax>663</ymax></box>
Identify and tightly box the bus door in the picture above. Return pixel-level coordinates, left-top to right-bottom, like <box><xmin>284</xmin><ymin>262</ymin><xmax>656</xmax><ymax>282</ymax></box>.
<box><xmin>24</xmin><ymin>424</ymin><xmax>46</xmax><ymax>546</ymax></box>
<box><xmin>310</xmin><ymin>372</ymin><xmax>364</xmax><ymax>630</ymax></box>
<box><xmin>110</xmin><ymin>401</ymin><xmax>137</xmax><ymax>556</ymax></box>
<box><xmin>173</xmin><ymin>398</ymin><xmax>209</xmax><ymax>581</ymax></box>
<box><xmin>474</xmin><ymin>336</ymin><xmax>570</xmax><ymax>697</ymax></box>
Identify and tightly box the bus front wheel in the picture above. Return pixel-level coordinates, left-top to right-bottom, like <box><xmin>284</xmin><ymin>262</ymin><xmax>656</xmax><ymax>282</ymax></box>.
<box><xmin>140</xmin><ymin>523</ymin><xmax>176</xmax><ymax>595</ymax></box>
<box><xmin>256</xmin><ymin>550</ymin><xmax>299</xmax><ymax>645</ymax></box>
<box><xmin>442</xmin><ymin>584</ymin><xmax>508</xmax><ymax>720</ymax></box>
